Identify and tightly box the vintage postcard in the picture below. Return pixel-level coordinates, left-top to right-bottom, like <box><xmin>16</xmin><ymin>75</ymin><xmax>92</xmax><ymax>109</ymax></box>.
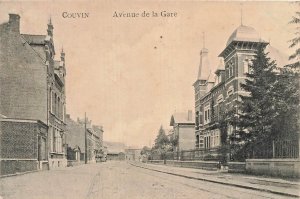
<box><xmin>0</xmin><ymin>1</ymin><xmax>299</xmax><ymax>199</ymax></box>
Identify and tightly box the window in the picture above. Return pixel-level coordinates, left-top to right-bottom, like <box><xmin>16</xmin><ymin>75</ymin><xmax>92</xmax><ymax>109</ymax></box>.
<box><xmin>226</xmin><ymin>68</ymin><xmax>229</xmax><ymax>79</ymax></box>
<box><xmin>195</xmin><ymin>111</ymin><xmax>199</xmax><ymax>127</ymax></box>
<box><xmin>227</xmin><ymin>86</ymin><xmax>234</xmax><ymax>97</ymax></box>
<box><xmin>62</xmin><ymin>104</ymin><xmax>65</xmax><ymax>122</ymax></box>
<box><xmin>217</xmin><ymin>94</ymin><xmax>223</xmax><ymax>103</ymax></box>
<box><xmin>58</xmin><ymin>97</ymin><xmax>60</xmax><ymax>118</ymax></box>
<box><xmin>54</xmin><ymin>93</ymin><xmax>57</xmax><ymax>115</ymax></box>
<box><xmin>50</xmin><ymin>89</ymin><xmax>53</xmax><ymax>113</ymax></box>
<box><xmin>243</xmin><ymin>59</ymin><xmax>249</xmax><ymax>74</ymax></box>
<box><xmin>53</xmin><ymin>128</ymin><xmax>56</xmax><ymax>152</ymax></box>
<box><xmin>52</xmin><ymin>91</ymin><xmax>55</xmax><ymax>114</ymax></box>
<box><xmin>207</xmin><ymin>109</ymin><xmax>210</xmax><ymax>120</ymax></box>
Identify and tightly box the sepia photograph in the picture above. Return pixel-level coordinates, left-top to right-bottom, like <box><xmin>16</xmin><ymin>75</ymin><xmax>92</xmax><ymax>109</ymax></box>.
<box><xmin>0</xmin><ymin>1</ymin><xmax>299</xmax><ymax>198</ymax></box>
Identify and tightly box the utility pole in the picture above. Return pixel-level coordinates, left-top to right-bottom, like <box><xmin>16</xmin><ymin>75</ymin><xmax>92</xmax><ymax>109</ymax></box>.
<box><xmin>85</xmin><ymin>112</ymin><xmax>87</xmax><ymax>164</ymax></box>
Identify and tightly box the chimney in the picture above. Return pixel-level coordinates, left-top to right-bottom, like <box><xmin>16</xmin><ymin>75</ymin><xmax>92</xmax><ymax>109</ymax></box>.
<box><xmin>8</xmin><ymin>14</ymin><xmax>20</xmax><ymax>33</ymax></box>
<box><xmin>188</xmin><ymin>110</ymin><xmax>193</xmax><ymax>121</ymax></box>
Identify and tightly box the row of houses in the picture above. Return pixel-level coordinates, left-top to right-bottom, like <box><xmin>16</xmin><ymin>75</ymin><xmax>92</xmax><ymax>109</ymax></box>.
<box><xmin>158</xmin><ymin>23</ymin><xmax>300</xmax><ymax>176</ymax></box>
<box><xmin>0</xmin><ymin>14</ymin><xmax>104</xmax><ymax>176</ymax></box>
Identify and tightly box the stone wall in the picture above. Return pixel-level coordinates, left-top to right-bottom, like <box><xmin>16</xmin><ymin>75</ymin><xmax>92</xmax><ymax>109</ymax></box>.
<box><xmin>246</xmin><ymin>159</ymin><xmax>300</xmax><ymax>178</ymax></box>
<box><xmin>148</xmin><ymin>160</ymin><xmax>219</xmax><ymax>170</ymax></box>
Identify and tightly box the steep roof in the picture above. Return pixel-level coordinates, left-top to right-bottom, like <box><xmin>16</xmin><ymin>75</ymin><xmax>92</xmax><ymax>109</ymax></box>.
<box><xmin>266</xmin><ymin>45</ymin><xmax>292</xmax><ymax>68</ymax></box>
<box><xmin>21</xmin><ymin>34</ymin><xmax>46</xmax><ymax>45</ymax></box>
<box><xmin>197</xmin><ymin>48</ymin><xmax>210</xmax><ymax>81</ymax></box>
<box><xmin>207</xmin><ymin>70</ymin><xmax>215</xmax><ymax>83</ymax></box>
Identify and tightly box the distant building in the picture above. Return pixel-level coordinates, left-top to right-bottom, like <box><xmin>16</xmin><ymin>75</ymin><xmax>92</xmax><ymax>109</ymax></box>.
<box><xmin>170</xmin><ymin>110</ymin><xmax>195</xmax><ymax>152</ymax></box>
<box><xmin>66</xmin><ymin>115</ymin><xmax>104</xmax><ymax>164</ymax></box>
<box><xmin>0</xmin><ymin>14</ymin><xmax>67</xmax><ymax>169</ymax></box>
<box><xmin>65</xmin><ymin>115</ymin><xmax>85</xmax><ymax>162</ymax></box>
<box><xmin>104</xmin><ymin>141</ymin><xmax>126</xmax><ymax>154</ymax></box>
<box><xmin>125</xmin><ymin>148</ymin><xmax>142</xmax><ymax>161</ymax></box>
<box><xmin>106</xmin><ymin>152</ymin><xmax>125</xmax><ymax>161</ymax></box>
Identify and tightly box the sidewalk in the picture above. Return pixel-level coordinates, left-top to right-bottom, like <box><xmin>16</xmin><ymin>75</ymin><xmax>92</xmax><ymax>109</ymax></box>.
<box><xmin>130</xmin><ymin>161</ymin><xmax>300</xmax><ymax>198</ymax></box>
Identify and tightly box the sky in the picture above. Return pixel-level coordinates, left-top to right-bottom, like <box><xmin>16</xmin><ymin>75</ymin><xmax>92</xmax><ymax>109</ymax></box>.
<box><xmin>0</xmin><ymin>1</ymin><xmax>298</xmax><ymax>148</ymax></box>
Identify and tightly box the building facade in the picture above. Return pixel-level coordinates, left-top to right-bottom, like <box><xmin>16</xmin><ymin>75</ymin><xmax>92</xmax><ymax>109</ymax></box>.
<box><xmin>170</xmin><ymin>110</ymin><xmax>195</xmax><ymax>152</ymax></box>
<box><xmin>194</xmin><ymin>25</ymin><xmax>269</xmax><ymax>158</ymax></box>
<box><xmin>65</xmin><ymin>115</ymin><xmax>85</xmax><ymax>162</ymax></box>
<box><xmin>125</xmin><ymin>149</ymin><xmax>142</xmax><ymax>161</ymax></box>
<box><xmin>0</xmin><ymin>14</ymin><xmax>67</xmax><ymax>169</ymax></box>
<box><xmin>67</xmin><ymin>117</ymin><xmax>104</xmax><ymax>163</ymax></box>
<box><xmin>0</xmin><ymin>118</ymin><xmax>48</xmax><ymax>175</ymax></box>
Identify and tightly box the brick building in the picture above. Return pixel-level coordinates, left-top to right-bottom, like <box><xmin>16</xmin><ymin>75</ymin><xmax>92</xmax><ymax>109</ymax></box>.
<box><xmin>193</xmin><ymin>25</ymin><xmax>290</xmax><ymax>158</ymax></box>
<box><xmin>0</xmin><ymin>118</ymin><xmax>48</xmax><ymax>175</ymax></box>
<box><xmin>65</xmin><ymin>115</ymin><xmax>85</xmax><ymax>162</ymax></box>
<box><xmin>66</xmin><ymin>116</ymin><xmax>104</xmax><ymax>164</ymax></box>
<box><xmin>0</xmin><ymin>14</ymin><xmax>67</xmax><ymax>169</ymax></box>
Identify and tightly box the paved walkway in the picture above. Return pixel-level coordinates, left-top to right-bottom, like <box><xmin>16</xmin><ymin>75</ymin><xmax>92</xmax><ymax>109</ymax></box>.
<box><xmin>130</xmin><ymin>161</ymin><xmax>300</xmax><ymax>198</ymax></box>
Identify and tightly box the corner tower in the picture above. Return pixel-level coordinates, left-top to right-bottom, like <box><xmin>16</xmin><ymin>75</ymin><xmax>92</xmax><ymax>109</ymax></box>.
<box><xmin>194</xmin><ymin>34</ymin><xmax>211</xmax><ymax>148</ymax></box>
<box><xmin>219</xmin><ymin>25</ymin><xmax>268</xmax><ymax>135</ymax></box>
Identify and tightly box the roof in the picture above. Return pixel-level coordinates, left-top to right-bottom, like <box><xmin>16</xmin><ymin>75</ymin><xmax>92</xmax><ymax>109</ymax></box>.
<box><xmin>266</xmin><ymin>45</ymin><xmax>292</xmax><ymax>68</ymax></box>
<box><xmin>170</xmin><ymin>112</ymin><xmax>195</xmax><ymax>126</ymax></box>
<box><xmin>226</xmin><ymin>25</ymin><xmax>263</xmax><ymax>46</ymax></box>
<box><xmin>197</xmin><ymin>48</ymin><xmax>210</xmax><ymax>80</ymax></box>
<box><xmin>21</xmin><ymin>34</ymin><xmax>46</xmax><ymax>45</ymax></box>
<box><xmin>0</xmin><ymin>114</ymin><xmax>7</xmax><ymax>118</ymax></box>
<box><xmin>207</xmin><ymin>70</ymin><xmax>215</xmax><ymax>83</ymax></box>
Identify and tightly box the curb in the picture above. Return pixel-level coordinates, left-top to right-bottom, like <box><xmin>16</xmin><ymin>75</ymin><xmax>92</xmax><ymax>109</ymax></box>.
<box><xmin>0</xmin><ymin>169</ymin><xmax>40</xmax><ymax>179</ymax></box>
<box><xmin>130</xmin><ymin>162</ymin><xmax>299</xmax><ymax>198</ymax></box>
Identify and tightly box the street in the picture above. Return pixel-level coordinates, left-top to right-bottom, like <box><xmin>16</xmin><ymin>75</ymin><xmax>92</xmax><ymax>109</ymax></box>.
<box><xmin>0</xmin><ymin>161</ymin><xmax>295</xmax><ymax>199</ymax></box>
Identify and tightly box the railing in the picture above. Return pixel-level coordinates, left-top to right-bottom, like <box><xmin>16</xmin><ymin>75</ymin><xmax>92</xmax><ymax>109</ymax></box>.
<box><xmin>274</xmin><ymin>140</ymin><xmax>299</xmax><ymax>159</ymax></box>
<box><xmin>151</xmin><ymin>148</ymin><xmax>221</xmax><ymax>161</ymax></box>
<box><xmin>150</xmin><ymin>139</ymin><xmax>299</xmax><ymax>161</ymax></box>
<box><xmin>245</xmin><ymin>139</ymin><xmax>299</xmax><ymax>159</ymax></box>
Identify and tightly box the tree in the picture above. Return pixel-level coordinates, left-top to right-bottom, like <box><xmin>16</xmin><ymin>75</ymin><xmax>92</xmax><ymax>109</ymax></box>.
<box><xmin>288</xmin><ymin>10</ymin><xmax>300</xmax><ymax>70</ymax></box>
<box><xmin>271</xmin><ymin>11</ymin><xmax>300</xmax><ymax>142</ymax></box>
<box><xmin>152</xmin><ymin>125</ymin><xmax>172</xmax><ymax>159</ymax></box>
<box><xmin>271</xmin><ymin>72</ymin><xmax>299</xmax><ymax>140</ymax></box>
<box><xmin>235</xmin><ymin>45</ymin><xmax>278</xmax><ymax>159</ymax></box>
<box><xmin>169</xmin><ymin>134</ymin><xmax>178</xmax><ymax>151</ymax></box>
<box><xmin>141</xmin><ymin>146</ymin><xmax>151</xmax><ymax>155</ymax></box>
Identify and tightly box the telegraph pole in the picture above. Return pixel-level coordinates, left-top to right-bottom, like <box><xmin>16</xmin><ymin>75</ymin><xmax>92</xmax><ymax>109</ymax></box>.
<box><xmin>84</xmin><ymin>112</ymin><xmax>87</xmax><ymax>164</ymax></box>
